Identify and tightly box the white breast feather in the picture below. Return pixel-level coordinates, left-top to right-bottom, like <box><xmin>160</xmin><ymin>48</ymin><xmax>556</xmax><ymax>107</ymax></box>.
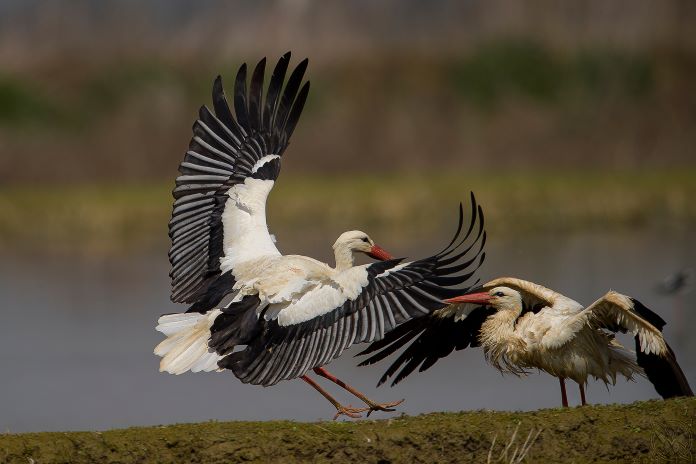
<box><xmin>538</xmin><ymin>307</ymin><xmax>583</xmax><ymax>350</ymax></box>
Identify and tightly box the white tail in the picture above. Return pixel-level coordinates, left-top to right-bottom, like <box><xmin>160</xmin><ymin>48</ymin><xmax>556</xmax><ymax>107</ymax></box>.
<box><xmin>154</xmin><ymin>310</ymin><xmax>223</xmax><ymax>374</ymax></box>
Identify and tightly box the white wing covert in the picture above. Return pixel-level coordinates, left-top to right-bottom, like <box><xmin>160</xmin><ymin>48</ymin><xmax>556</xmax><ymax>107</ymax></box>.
<box><xmin>580</xmin><ymin>291</ymin><xmax>667</xmax><ymax>355</ymax></box>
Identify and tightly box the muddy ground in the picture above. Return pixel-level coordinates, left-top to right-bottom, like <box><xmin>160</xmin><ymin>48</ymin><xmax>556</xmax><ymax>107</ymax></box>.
<box><xmin>1</xmin><ymin>398</ymin><xmax>693</xmax><ymax>463</ymax></box>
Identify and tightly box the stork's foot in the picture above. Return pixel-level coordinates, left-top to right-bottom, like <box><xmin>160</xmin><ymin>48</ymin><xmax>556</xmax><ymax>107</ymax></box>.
<box><xmin>332</xmin><ymin>404</ymin><xmax>369</xmax><ymax>420</ymax></box>
<box><xmin>363</xmin><ymin>398</ymin><xmax>405</xmax><ymax>417</ymax></box>
<box><xmin>332</xmin><ymin>398</ymin><xmax>404</xmax><ymax>419</ymax></box>
<box><xmin>309</xmin><ymin>368</ymin><xmax>404</xmax><ymax>418</ymax></box>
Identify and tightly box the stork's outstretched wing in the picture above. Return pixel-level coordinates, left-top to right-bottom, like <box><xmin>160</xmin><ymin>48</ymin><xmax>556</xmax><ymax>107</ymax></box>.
<box><xmin>357</xmin><ymin>303</ymin><xmax>494</xmax><ymax>387</ymax></box>
<box><xmin>555</xmin><ymin>291</ymin><xmax>692</xmax><ymax>398</ymax></box>
<box><xmin>587</xmin><ymin>293</ymin><xmax>669</xmax><ymax>354</ymax></box>
<box><xmin>630</xmin><ymin>299</ymin><xmax>693</xmax><ymax>398</ymax></box>
<box><xmin>169</xmin><ymin>53</ymin><xmax>309</xmax><ymax>312</ymax></box>
<box><xmin>217</xmin><ymin>195</ymin><xmax>487</xmax><ymax>386</ymax></box>
<box><xmin>543</xmin><ymin>291</ymin><xmax>667</xmax><ymax>353</ymax></box>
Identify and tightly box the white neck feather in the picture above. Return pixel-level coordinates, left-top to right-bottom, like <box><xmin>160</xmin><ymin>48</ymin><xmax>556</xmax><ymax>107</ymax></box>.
<box><xmin>479</xmin><ymin>300</ymin><xmax>526</xmax><ymax>374</ymax></box>
<box><xmin>333</xmin><ymin>242</ymin><xmax>355</xmax><ymax>272</ymax></box>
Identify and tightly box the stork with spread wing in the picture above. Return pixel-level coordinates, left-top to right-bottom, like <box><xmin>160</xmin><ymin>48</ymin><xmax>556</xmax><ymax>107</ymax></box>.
<box><xmin>360</xmin><ymin>277</ymin><xmax>693</xmax><ymax>407</ymax></box>
<box><xmin>154</xmin><ymin>54</ymin><xmax>486</xmax><ymax>419</ymax></box>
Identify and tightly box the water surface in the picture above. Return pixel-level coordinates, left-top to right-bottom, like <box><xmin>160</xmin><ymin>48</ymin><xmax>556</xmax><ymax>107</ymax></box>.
<box><xmin>1</xmin><ymin>230</ymin><xmax>694</xmax><ymax>432</ymax></box>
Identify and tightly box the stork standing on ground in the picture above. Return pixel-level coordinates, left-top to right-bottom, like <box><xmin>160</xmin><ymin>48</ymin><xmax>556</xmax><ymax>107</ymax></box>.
<box><xmin>360</xmin><ymin>277</ymin><xmax>693</xmax><ymax>407</ymax></box>
<box><xmin>154</xmin><ymin>53</ymin><xmax>486</xmax><ymax>419</ymax></box>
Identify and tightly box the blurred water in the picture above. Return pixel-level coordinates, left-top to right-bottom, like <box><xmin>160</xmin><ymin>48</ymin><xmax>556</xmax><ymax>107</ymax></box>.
<box><xmin>1</xmin><ymin>230</ymin><xmax>694</xmax><ymax>433</ymax></box>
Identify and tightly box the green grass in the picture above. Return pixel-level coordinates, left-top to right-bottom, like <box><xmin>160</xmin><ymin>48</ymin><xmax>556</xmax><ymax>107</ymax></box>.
<box><xmin>0</xmin><ymin>169</ymin><xmax>694</xmax><ymax>254</ymax></box>
<box><xmin>1</xmin><ymin>399</ymin><xmax>693</xmax><ymax>463</ymax></box>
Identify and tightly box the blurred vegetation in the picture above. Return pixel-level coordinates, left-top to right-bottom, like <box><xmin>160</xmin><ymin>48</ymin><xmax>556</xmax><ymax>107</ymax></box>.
<box><xmin>1</xmin><ymin>41</ymin><xmax>694</xmax><ymax>183</ymax></box>
<box><xmin>449</xmin><ymin>42</ymin><xmax>654</xmax><ymax>108</ymax></box>
<box><xmin>1</xmin><ymin>169</ymin><xmax>694</xmax><ymax>255</ymax></box>
<box><xmin>0</xmin><ymin>75</ymin><xmax>65</xmax><ymax>127</ymax></box>
<box><xmin>1</xmin><ymin>398</ymin><xmax>693</xmax><ymax>463</ymax></box>
<box><xmin>0</xmin><ymin>10</ymin><xmax>693</xmax><ymax>249</ymax></box>
<box><xmin>0</xmin><ymin>42</ymin><xmax>660</xmax><ymax>129</ymax></box>
<box><xmin>0</xmin><ymin>61</ymin><xmax>196</xmax><ymax>131</ymax></box>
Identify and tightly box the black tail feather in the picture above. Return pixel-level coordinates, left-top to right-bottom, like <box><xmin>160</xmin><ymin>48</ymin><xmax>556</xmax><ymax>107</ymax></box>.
<box><xmin>185</xmin><ymin>272</ymin><xmax>236</xmax><ymax>314</ymax></box>
<box><xmin>209</xmin><ymin>295</ymin><xmax>263</xmax><ymax>354</ymax></box>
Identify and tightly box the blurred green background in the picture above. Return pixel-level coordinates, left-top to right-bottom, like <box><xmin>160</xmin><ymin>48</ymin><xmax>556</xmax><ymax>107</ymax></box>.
<box><xmin>0</xmin><ymin>0</ymin><xmax>695</xmax><ymax>253</ymax></box>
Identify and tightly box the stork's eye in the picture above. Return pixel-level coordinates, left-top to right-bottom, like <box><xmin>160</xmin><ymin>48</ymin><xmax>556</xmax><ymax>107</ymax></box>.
<box><xmin>494</xmin><ymin>291</ymin><xmax>505</xmax><ymax>297</ymax></box>
<box><xmin>361</xmin><ymin>237</ymin><xmax>370</xmax><ymax>243</ymax></box>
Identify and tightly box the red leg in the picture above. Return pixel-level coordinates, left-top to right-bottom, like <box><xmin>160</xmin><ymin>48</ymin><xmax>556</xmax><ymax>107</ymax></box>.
<box><xmin>559</xmin><ymin>377</ymin><xmax>569</xmax><ymax>407</ymax></box>
<box><xmin>579</xmin><ymin>383</ymin><xmax>586</xmax><ymax>406</ymax></box>
<box><xmin>313</xmin><ymin>367</ymin><xmax>404</xmax><ymax>416</ymax></box>
<box><xmin>300</xmin><ymin>375</ymin><xmax>366</xmax><ymax>419</ymax></box>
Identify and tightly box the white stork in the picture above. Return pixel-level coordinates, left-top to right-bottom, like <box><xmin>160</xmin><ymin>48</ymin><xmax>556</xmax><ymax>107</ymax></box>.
<box><xmin>154</xmin><ymin>53</ymin><xmax>486</xmax><ymax>419</ymax></box>
<box><xmin>360</xmin><ymin>277</ymin><xmax>693</xmax><ymax>407</ymax></box>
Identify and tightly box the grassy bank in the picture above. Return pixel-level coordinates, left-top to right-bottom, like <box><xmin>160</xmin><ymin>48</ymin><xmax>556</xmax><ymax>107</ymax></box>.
<box><xmin>1</xmin><ymin>399</ymin><xmax>693</xmax><ymax>463</ymax></box>
<box><xmin>0</xmin><ymin>170</ymin><xmax>694</xmax><ymax>254</ymax></box>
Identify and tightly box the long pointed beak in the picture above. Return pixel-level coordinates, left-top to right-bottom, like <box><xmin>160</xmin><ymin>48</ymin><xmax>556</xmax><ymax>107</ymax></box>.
<box><xmin>443</xmin><ymin>292</ymin><xmax>491</xmax><ymax>305</ymax></box>
<box><xmin>367</xmin><ymin>244</ymin><xmax>394</xmax><ymax>261</ymax></box>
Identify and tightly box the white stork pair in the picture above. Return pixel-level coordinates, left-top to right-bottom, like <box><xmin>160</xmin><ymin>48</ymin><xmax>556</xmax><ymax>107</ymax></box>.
<box><xmin>154</xmin><ymin>53</ymin><xmax>485</xmax><ymax>418</ymax></box>
<box><xmin>360</xmin><ymin>277</ymin><xmax>693</xmax><ymax>406</ymax></box>
<box><xmin>155</xmin><ymin>53</ymin><xmax>691</xmax><ymax>417</ymax></box>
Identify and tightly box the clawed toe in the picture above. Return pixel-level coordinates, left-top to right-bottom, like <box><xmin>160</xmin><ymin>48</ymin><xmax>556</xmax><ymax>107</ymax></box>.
<box><xmin>365</xmin><ymin>398</ymin><xmax>405</xmax><ymax>417</ymax></box>
<box><xmin>332</xmin><ymin>399</ymin><xmax>405</xmax><ymax>419</ymax></box>
<box><xmin>333</xmin><ymin>405</ymin><xmax>369</xmax><ymax>420</ymax></box>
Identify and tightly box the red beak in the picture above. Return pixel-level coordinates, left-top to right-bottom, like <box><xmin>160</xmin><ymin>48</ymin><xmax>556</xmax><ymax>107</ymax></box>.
<box><xmin>367</xmin><ymin>244</ymin><xmax>394</xmax><ymax>261</ymax></box>
<box><xmin>443</xmin><ymin>291</ymin><xmax>491</xmax><ymax>305</ymax></box>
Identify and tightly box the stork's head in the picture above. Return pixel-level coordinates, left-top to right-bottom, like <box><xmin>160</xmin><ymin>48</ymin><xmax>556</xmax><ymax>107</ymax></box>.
<box><xmin>333</xmin><ymin>230</ymin><xmax>393</xmax><ymax>261</ymax></box>
<box><xmin>444</xmin><ymin>286</ymin><xmax>522</xmax><ymax>313</ymax></box>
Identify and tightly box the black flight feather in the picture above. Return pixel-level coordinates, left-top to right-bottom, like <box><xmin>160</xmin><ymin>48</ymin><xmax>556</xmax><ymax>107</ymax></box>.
<box><xmin>211</xmin><ymin>76</ymin><xmax>242</xmax><ymax>141</ymax></box>
<box><xmin>359</xmin><ymin>305</ymin><xmax>494</xmax><ymax>387</ymax></box>
<box><xmin>248</xmin><ymin>58</ymin><xmax>266</xmax><ymax>133</ymax></box>
<box><xmin>264</xmin><ymin>52</ymin><xmax>290</xmax><ymax>130</ymax></box>
<box><xmin>630</xmin><ymin>298</ymin><xmax>693</xmax><ymax>398</ymax></box>
<box><xmin>233</xmin><ymin>63</ymin><xmax>249</xmax><ymax>131</ymax></box>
